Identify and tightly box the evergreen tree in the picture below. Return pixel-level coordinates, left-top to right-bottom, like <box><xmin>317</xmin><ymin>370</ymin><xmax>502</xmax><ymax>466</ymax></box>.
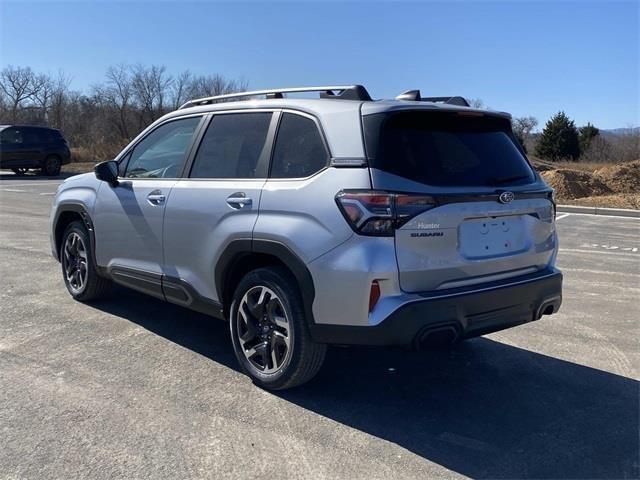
<box><xmin>579</xmin><ymin>122</ymin><xmax>599</xmax><ymax>155</ymax></box>
<box><xmin>534</xmin><ymin>111</ymin><xmax>581</xmax><ymax>161</ymax></box>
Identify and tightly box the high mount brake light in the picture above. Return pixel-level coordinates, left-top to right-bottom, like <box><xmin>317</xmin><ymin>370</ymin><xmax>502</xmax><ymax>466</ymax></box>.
<box><xmin>335</xmin><ymin>190</ymin><xmax>436</xmax><ymax>236</ymax></box>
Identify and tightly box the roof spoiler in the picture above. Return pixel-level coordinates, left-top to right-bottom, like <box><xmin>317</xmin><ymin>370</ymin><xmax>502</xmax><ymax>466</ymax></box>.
<box><xmin>395</xmin><ymin>89</ymin><xmax>470</xmax><ymax>107</ymax></box>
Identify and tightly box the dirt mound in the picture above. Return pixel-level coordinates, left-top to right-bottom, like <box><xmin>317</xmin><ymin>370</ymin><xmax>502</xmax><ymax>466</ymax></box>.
<box><xmin>593</xmin><ymin>160</ymin><xmax>640</xmax><ymax>194</ymax></box>
<box><xmin>529</xmin><ymin>157</ymin><xmax>555</xmax><ymax>172</ymax></box>
<box><xmin>541</xmin><ymin>169</ymin><xmax>612</xmax><ymax>200</ymax></box>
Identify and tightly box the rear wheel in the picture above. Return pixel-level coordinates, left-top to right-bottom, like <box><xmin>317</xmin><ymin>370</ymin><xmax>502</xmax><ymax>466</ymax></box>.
<box><xmin>61</xmin><ymin>221</ymin><xmax>111</xmax><ymax>301</ymax></box>
<box><xmin>42</xmin><ymin>155</ymin><xmax>61</xmax><ymax>176</ymax></box>
<box><xmin>229</xmin><ymin>267</ymin><xmax>326</xmax><ymax>390</ymax></box>
<box><xmin>11</xmin><ymin>168</ymin><xmax>28</xmax><ymax>176</ymax></box>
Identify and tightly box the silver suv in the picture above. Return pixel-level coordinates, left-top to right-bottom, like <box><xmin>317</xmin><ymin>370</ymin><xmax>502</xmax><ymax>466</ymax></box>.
<box><xmin>49</xmin><ymin>85</ymin><xmax>562</xmax><ymax>389</ymax></box>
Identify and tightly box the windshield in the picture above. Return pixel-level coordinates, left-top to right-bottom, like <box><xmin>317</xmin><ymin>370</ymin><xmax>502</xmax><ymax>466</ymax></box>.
<box><xmin>364</xmin><ymin>111</ymin><xmax>535</xmax><ymax>187</ymax></box>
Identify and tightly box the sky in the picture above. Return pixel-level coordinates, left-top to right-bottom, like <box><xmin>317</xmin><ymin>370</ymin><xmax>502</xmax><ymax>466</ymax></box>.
<box><xmin>0</xmin><ymin>0</ymin><xmax>638</xmax><ymax>130</ymax></box>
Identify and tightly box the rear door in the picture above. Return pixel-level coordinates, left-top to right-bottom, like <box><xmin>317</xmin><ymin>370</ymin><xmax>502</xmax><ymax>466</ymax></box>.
<box><xmin>22</xmin><ymin>128</ymin><xmax>47</xmax><ymax>162</ymax></box>
<box><xmin>364</xmin><ymin>110</ymin><xmax>557</xmax><ymax>293</ymax></box>
<box><xmin>93</xmin><ymin>115</ymin><xmax>203</xmax><ymax>297</ymax></box>
<box><xmin>163</xmin><ymin>111</ymin><xmax>276</xmax><ymax>303</ymax></box>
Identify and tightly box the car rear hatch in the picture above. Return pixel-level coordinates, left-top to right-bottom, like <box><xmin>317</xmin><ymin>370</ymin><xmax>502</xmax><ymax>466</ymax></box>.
<box><xmin>362</xmin><ymin>109</ymin><xmax>556</xmax><ymax>293</ymax></box>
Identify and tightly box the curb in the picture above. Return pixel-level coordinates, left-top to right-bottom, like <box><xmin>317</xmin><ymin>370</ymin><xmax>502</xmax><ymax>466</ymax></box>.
<box><xmin>557</xmin><ymin>204</ymin><xmax>640</xmax><ymax>218</ymax></box>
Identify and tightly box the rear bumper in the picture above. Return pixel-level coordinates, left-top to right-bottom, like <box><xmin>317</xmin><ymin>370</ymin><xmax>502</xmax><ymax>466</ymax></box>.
<box><xmin>309</xmin><ymin>268</ymin><xmax>562</xmax><ymax>346</ymax></box>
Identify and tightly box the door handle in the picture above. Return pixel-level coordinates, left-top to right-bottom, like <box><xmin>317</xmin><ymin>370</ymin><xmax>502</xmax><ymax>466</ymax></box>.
<box><xmin>147</xmin><ymin>190</ymin><xmax>166</xmax><ymax>206</ymax></box>
<box><xmin>226</xmin><ymin>192</ymin><xmax>252</xmax><ymax>209</ymax></box>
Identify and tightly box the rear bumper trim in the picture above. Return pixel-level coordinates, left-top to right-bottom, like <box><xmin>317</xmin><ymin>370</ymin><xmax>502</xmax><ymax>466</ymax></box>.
<box><xmin>309</xmin><ymin>268</ymin><xmax>563</xmax><ymax>346</ymax></box>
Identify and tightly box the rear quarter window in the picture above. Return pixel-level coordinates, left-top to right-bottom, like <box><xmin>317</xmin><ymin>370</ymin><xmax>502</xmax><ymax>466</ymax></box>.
<box><xmin>270</xmin><ymin>113</ymin><xmax>328</xmax><ymax>178</ymax></box>
<box><xmin>364</xmin><ymin>111</ymin><xmax>535</xmax><ymax>187</ymax></box>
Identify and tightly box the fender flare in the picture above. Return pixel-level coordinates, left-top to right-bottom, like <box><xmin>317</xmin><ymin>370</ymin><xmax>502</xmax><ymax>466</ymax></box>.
<box><xmin>215</xmin><ymin>239</ymin><xmax>316</xmax><ymax>325</ymax></box>
<box><xmin>53</xmin><ymin>203</ymin><xmax>105</xmax><ymax>275</ymax></box>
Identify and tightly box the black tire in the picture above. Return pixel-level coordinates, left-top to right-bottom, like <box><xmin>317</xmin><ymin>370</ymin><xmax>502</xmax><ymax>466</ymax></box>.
<box><xmin>42</xmin><ymin>155</ymin><xmax>61</xmax><ymax>176</ymax></box>
<box><xmin>60</xmin><ymin>221</ymin><xmax>111</xmax><ymax>301</ymax></box>
<box><xmin>229</xmin><ymin>267</ymin><xmax>326</xmax><ymax>390</ymax></box>
<box><xmin>11</xmin><ymin>168</ymin><xmax>28</xmax><ymax>176</ymax></box>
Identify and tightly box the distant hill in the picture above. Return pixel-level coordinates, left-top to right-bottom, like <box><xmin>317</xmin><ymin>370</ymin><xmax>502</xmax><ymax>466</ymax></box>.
<box><xmin>600</xmin><ymin>127</ymin><xmax>640</xmax><ymax>138</ymax></box>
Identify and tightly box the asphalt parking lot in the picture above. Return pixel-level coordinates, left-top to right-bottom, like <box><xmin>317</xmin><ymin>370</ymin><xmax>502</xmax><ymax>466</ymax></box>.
<box><xmin>1</xmin><ymin>172</ymin><xmax>638</xmax><ymax>479</ymax></box>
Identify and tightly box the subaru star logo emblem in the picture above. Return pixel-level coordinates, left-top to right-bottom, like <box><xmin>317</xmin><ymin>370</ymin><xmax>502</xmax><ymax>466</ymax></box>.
<box><xmin>499</xmin><ymin>191</ymin><xmax>515</xmax><ymax>204</ymax></box>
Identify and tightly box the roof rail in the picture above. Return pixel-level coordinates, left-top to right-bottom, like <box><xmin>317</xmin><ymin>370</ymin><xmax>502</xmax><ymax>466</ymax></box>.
<box><xmin>179</xmin><ymin>85</ymin><xmax>372</xmax><ymax>109</ymax></box>
<box><xmin>395</xmin><ymin>89</ymin><xmax>470</xmax><ymax>107</ymax></box>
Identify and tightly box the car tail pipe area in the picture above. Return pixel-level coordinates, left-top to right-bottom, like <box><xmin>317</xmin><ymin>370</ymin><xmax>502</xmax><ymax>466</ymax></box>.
<box><xmin>413</xmin><ymin>323</ymin><xmax>461</xmax><ymax>351</ymax></box>
<box><xmin>535</xmin><ymin>295</ymin><xmax>562</xmax><ymax>320</ymax></box>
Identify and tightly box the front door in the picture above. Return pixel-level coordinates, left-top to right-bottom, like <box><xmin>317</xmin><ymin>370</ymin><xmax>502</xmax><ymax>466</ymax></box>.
<box><xmin>92</xmin><ymin>115</ymin><xmax>203</xmax><ymax>297</ymax></box>
<box><xmin>0</xmin><ymin>127</ymin><xmax>36</xmax><ymax>167</ymax></box>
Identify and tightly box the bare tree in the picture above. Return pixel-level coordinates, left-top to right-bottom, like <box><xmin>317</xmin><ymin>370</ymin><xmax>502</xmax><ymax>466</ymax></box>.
<box><xmin>47</xmin><ymin>72</ymin><xmax>73</xmax><ymax>130</ymax></box>
<box><xmin>33</xmin><ymin>71</ymin><xmax>71</xmax><ymax>124</ymax></box>
<box><xmin>99</xmin><ymin>64</ymin><xmax>134</xmax><ymax>140</ymax></box>
<box><xmin>131</xmin><ymin>64</ymin><xmax>173</xmax><ymax>126</ymax></box>
<box><xmin>171</xmin><ymin>70</ymin><xmax>193</xmax><ymax>109</ymax></box>
<box><xmin>189</xmin><ymin>74</ymin><xmax>248</xmax><ymax>100</ymax></box>
<box><xmin>468</xmin><ymin>98</ymin><xmax>484</xmax><ymax>109</ymax></box>
<box><xmin>0</xmin><ymin>64</ymin><xmax>249</xmax><ymax>161</ymax></box>
<box><xmin>512</xmin><ymin>116</ymin><xmax>538</xmax><ymax>152</ymax></box>
<box><xmin>610</xmin><ymin>129</ymin><xmax>640</xmax><ymax>162</ymax></box>
<box><xmin>0</xmin><ymin>66</ymin><xmax>43</xmax><ymax>122</ymax></box>
<box><xmin>580</xmin><ymin>135</ymin><xmax>612</xmax><ymax>163</ymax></box>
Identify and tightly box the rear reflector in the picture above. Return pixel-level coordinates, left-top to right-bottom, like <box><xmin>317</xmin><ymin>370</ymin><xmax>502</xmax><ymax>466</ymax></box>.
<box><xmin>368</xmin><ymin>280</ymin><xmax>381</xmax><ymax>313</ymax></box>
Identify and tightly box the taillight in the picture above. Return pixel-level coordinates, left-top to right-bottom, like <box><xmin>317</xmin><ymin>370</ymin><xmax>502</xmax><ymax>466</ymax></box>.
<box><xmin>335</xmin><ymin>190</ymin><xmax>436</xmax><ymax>236</ymax></box>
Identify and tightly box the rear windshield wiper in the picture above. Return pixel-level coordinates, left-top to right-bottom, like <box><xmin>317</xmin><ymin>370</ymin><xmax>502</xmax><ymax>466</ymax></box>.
<box><xmin>489</xmin><ymin>174</ymin><xmax>531</xmax><ymax>186</ymax></box>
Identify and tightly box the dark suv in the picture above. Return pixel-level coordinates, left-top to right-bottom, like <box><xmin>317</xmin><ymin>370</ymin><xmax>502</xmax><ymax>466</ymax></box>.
<box><xmin>0</xmin><ymin>125</ymin><xmax>71</xmax><ymax>176</ymax></box>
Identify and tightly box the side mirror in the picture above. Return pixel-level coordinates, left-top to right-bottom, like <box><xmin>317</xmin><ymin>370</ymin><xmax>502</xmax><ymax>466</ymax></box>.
<box><xmin>94</xmin><ymin>160</ymin><xmax>119</xmax><ymax>187</ymax></box>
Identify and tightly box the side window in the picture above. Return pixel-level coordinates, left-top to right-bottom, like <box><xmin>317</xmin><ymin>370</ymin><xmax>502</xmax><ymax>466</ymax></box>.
<box><xmin>23</xmin><ymin>128</ymin><xmax>41</xmax><ymax>144</ymax></box>
<box><xmin>118</xmin><ymin>151</ymin><xmax>132</xmax><ymax>177</ymax></box>
<box><xmin>190</xmin><ymin>113</ymin><xmax>272</xmax><ymax>179</ymax></box>
<box><xmin>270</xmin><ymin>113</ymin><xmax>328</xmax><ymax>178</ymax></box>
<box><xmin>125</xmin><ymin>116</ymin><xmax>201</xmax><ymax>178</ymax></box>
<box><xmin>1</xmin><ymin>128</ymin><xmax>23</xmax><ymax>145</ymax></box>
<box><xmin>39</xmin><ymin>130</ymin><xmax>54</xmax><ymax>143</ymax></box>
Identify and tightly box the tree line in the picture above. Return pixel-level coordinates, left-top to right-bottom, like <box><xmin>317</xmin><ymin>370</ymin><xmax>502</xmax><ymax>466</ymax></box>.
<box><xmin>525</xmin><ymin>111</ymin><xmax>638</xmax><ymax>163</ymax></box>
<box><xmin>0</xmin><ymin>64</ymin><xmax>637</xmax><ymax>164</ymax></box>
<box><xmin>0</xmin><ymin>64</ymin><xmax>247</xmax><ymax>160</ymax></box>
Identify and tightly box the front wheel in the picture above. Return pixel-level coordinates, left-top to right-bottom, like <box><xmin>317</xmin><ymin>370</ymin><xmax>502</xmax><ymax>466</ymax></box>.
<box><xmin>230</xmin><ymin>267</ymin><xmax>326</xmax><ymax>390</ymax></box>
<box><xmin>60</xmin><ymin>221</ymin><xmax>111</xmax><ymax>301</ymax></box>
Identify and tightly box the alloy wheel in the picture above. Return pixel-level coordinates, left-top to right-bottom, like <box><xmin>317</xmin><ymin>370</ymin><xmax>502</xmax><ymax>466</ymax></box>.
<box><xmin>236</xmin><ymin>286</ymin><xmax>292</xmax><ymax>374</ymax></box>
<box><xmin>63</xmin><ymin>232</ymin><xmax>88</xmax><ymax>294</ymax></box>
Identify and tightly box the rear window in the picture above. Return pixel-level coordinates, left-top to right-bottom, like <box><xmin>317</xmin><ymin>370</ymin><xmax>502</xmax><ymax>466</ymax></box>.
<box><xmin>364</xmin><ymin>111</ymin><xmax>535</xmax><ymax>187</ymax></box>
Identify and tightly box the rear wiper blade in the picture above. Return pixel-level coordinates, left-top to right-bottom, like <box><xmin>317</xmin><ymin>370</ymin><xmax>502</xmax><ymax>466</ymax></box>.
<box><xmin>490</xmin><ymin>175</ymin><xmax>530</xmax><ymax>186</ymax></box>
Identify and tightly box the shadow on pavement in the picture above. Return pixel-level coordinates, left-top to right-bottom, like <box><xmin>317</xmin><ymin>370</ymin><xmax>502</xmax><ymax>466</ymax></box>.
<box><xmin>0</xmin><ymin>170</ymin><xmax>79</xmax><ymax>180</ymax></box>
<box><xmin>91</xmin><ymin>285</ymin><xmax>639</xmax><ymax>479</ymax></box>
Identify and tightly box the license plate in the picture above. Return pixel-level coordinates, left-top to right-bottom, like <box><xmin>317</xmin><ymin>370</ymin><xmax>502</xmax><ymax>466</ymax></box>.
<box><xmin>459</xmin><ymin>216</ymin><xmax>529</xmax><ymax>259</ymax></box>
